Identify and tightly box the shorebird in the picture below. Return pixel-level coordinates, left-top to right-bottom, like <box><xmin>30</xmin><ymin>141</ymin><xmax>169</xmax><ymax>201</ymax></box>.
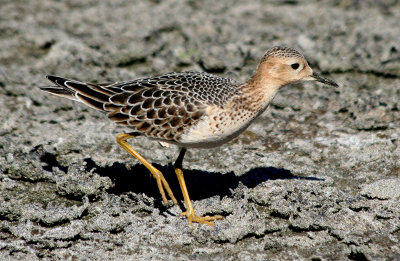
<box><xmin>41</xmin><ymin>46</ymin><xmax>338</xmax><ymax>226</ymax></box>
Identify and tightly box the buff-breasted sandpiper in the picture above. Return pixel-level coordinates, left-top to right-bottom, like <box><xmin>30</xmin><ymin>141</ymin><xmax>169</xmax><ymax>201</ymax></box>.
<box><xmin>40</xmin><ymin>46</ymin><xmax>338</xmax><ymax>226</ymax></box>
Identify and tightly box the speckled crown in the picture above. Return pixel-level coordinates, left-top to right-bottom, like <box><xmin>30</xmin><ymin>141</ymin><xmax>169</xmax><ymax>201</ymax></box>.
<box><xmin>263</xmin><ymin>46</ymin><xmax>304</xmax><ymax>61</ymax></box>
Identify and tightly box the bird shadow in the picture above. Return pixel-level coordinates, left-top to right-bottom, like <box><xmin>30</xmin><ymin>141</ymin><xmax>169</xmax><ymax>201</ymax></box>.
<box><xmin>84</xmin><ymin>158</ymin><xmax>324</xmax><ymax>207</ymax></box>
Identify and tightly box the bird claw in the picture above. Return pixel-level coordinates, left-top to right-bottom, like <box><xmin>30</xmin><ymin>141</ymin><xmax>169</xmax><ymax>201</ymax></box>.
<box><xmin>181</xmin><ymin>210</ymin><xmax>223</xmax><ymax>226</ymax></box>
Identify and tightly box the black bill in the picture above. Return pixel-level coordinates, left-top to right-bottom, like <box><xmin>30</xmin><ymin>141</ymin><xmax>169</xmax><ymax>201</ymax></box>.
<box><xmin>312</xmin><ymin>72</ymin><xmax>339</xmax><ymax>87</ymax></box>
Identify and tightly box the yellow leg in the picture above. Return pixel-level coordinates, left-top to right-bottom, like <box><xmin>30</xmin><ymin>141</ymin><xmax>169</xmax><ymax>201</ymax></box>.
<box><xmin>116</xmin><ymin>133</ymin><xmax>177</xmax><ymax>205</ymax></box>
<box><xmin>174</xmin><ymin>148</ymin><xmax>223</xmax><ymax>226</ymax></box>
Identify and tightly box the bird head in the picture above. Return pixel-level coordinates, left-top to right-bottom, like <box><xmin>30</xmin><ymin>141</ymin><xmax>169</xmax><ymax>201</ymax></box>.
<box><xmin>257</xmin><ymin>46</ymin><xmax>338</xmax><ymax>88</ymax></box>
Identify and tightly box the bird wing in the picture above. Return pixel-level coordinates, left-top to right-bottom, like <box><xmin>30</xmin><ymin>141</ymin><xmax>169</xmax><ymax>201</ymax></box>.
<box><xmin>42</xmin><ymin>72</ymin><xmax>241</xmax><ymax>141</ymax></box>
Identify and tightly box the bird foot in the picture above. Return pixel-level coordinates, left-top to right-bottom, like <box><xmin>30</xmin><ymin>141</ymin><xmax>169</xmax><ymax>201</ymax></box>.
<box><xmin>180</xmin><ymin>209</ymin><xmax>223</xmax><ymax>226</ymax></box>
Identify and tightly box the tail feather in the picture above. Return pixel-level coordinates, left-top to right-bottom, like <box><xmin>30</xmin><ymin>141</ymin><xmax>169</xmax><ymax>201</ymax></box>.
<box><xmin>39</xmin><ymin>86</ymin><xmax>78</xmax><ymax>101</ymax></box>
<box><xmin>63</xmin><ymin>80</ymin><xmax>111</xmax><ymax>102</ymax></box>
<box><xmin>76</xmin><ymin>93</ymin><xmax>107</xmax><ymax>111</ymax></box>
<box><xmin>42</xmin><ymin>75</ymin><xmax>117</xmax><ymax>111</ymax></box>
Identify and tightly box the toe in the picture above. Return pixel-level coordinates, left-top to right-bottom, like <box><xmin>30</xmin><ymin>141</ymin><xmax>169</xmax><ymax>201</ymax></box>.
<box><xmin>181</xmin><ymin>212</ymin><xmax>223</xmax><ymax>226</ymax></box>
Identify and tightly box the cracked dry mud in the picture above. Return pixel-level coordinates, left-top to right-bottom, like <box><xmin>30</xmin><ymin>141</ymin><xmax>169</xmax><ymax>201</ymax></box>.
<box><xmin>1</xmin><ymin>0</ymin><xmax>400</xmax><ymax>260</ymax></box>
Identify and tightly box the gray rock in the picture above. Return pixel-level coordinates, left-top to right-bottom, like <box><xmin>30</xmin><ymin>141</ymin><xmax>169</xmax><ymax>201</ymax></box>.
<box><xmin>361</xmin><ymin>178</ymin><xmax>400</xmax><ymax>200</ymax></box>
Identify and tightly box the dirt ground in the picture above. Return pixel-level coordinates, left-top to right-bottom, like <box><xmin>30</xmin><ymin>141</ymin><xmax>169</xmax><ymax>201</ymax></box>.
<box><xmin>1</xmin><ymin>0</ymin><xmax>400</xmax><ymax>260</ymax></box>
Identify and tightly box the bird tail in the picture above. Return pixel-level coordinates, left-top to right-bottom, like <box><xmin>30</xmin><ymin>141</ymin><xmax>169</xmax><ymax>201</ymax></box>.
<box><xmin>41</xmin><ymin>75</ymin><xmax>118</xmax><ymax>111</ymax></box>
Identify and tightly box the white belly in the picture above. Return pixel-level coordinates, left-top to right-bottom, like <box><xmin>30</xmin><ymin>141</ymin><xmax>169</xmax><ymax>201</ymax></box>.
<box><xmin>178</xmin><ymin>105</ymin><xmax>259</xmax><ymax>148</ymax></box>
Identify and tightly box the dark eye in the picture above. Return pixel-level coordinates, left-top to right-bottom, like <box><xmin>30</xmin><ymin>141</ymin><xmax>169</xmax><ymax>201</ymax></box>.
<box><xmin>291</xmin><ymin>63</ymin><xmax>299</xmax><ymax>70</ymax></box>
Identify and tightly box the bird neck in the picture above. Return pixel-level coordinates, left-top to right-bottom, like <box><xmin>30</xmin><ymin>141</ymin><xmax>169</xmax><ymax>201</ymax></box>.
<box><xmin>237</xmin><ymin>71</ymin><xmax>281</xmax><ymax>113</ymax></box>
